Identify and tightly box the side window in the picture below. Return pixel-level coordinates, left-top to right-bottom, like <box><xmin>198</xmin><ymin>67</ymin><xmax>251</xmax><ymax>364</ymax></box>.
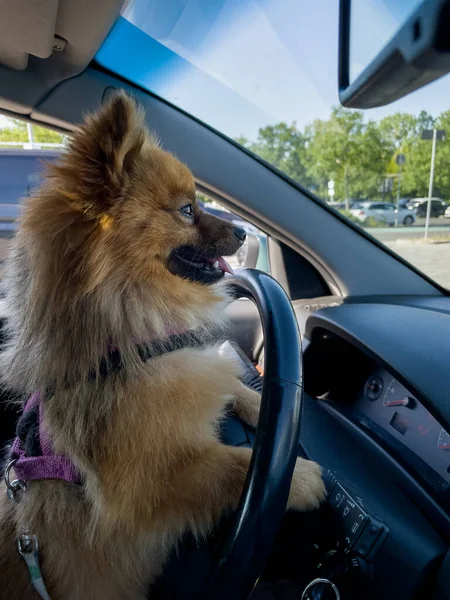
<box><xmin>197</xmin><ymin>194</ymin><xmax>270</xmax><ymax>273</ymax></box>
<box><xmin>0</xmin><ymin>117</ymin><xmax>65</xmax><ymax>262</ymax></box>
<box><xmin>0</xmin><ymin>119</ymin><xmax>270</xmax><ymax>274</ymax></box>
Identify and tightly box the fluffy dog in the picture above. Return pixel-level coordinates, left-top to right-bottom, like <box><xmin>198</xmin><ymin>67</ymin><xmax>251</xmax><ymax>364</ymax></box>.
<box><xmin>0</xmin><ymin>92</ymin><xmax>325</xmax><ymax>599</ymax></box>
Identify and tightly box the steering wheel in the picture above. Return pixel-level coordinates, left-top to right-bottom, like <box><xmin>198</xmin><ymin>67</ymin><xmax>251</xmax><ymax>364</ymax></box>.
<box><xmin>199</xmin><ymin>268</ymin><xmax>304</xmax><ymax>600</ymax></box>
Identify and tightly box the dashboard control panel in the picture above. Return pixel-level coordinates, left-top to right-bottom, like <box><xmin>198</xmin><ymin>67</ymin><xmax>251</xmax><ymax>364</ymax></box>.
<box><xmin>354</xmin><ymin>369</ymin><xmax>450</xmax><ymax>486</ymax></box>
<box><xmin>325</xmin><ymin>473</ymin><xmax>388</xmax><ymax>559</ymax></box>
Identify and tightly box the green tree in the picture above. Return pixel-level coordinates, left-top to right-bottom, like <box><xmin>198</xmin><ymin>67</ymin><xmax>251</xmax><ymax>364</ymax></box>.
<box><xmin>400</xmin><ymin>111</ymin><xmax>450</xmax><ymax>200</ymax></box>
<box><xmin>400</xmin><ymin>138</ymin><xmax>431</xmax><ymax>197</ymax></box>
<box><xmin>379</xmin><ymin>112</ymin><xmax>434</xmax><ymax>198</ymax></box>
<box><xmin>0</xmin><ymin>117</ymin><xmax>65</xmax><ymax>146</ymax></box>
<box><xmin>238</xmin><ymin>123</ymin><xmax>314</xmax><ymax>189</ymax></box>
<box><xmin>433</xmin><ymin>111</ymin><xmax>450</xmax><ymax>200</ymax></box>
<box><xmin>239</xmin><ymin>107</ymin><xmax>449</xmax><ymax>204</ymax></box>
<box><xmin>350</xmin><ymin>119</ymin><xmax>391</xmax><ymax>200</ymax></box>
<box><xmin>379</xmin><ymin>112</ymin><xmax>423</xmax><ymax>149</ymax></box>
<box><xmin>305</xmin><ymin>107</ymin><xmax>388</xmax><ymax>204</ymax></box>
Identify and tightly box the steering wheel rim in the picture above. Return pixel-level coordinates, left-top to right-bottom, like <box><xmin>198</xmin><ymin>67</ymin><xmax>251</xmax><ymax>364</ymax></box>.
<box><xmin>199</xmin><ymin>268</ymin><xmax>303</xmax><ymax>600</ymax></box>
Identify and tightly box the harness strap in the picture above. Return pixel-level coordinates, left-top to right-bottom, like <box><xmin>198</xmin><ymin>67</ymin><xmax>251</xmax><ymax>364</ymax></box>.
<box><xmin>93</xmin><ymin>329</ymin><xmax>222</xmax><ymax>379</ymax></box>
<box><xmin>18</xmin><ymin>530</ymin><xmax>52</xmax><ymax>600</ymax></box>
<box><xmin>10</xmin><ymin>328</ymin><xmax>226</xmax><ymax>485</ymax></box>
<box><xmin>11</xmin><ymin>392</ymin><xmax>81</xmax><ymax>485</ymax></box>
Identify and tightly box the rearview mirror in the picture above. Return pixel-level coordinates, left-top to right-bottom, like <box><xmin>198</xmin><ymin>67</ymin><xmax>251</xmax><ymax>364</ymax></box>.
<box><xmin>339</xmin><ymin>0</ymin><xmax>450</xmax><ymax>108</ymax></box>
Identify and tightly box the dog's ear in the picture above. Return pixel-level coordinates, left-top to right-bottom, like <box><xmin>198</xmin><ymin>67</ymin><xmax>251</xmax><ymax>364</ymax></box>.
<box><xmin>56</xmin><ymin>91</ymin><xmax>146</xmax><ymax>215</ymax></box>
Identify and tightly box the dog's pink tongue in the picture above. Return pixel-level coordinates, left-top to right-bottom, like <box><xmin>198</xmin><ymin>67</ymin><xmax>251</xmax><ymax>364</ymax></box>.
<box><xmin>207</xmin><ymin>256</ymin><xmax>234</xmax><ymax>275</ymax></box>
<box><xmin>217</xmin><ymin>256</ymin><xmax>234</xmax><ymax>275</ymax></box>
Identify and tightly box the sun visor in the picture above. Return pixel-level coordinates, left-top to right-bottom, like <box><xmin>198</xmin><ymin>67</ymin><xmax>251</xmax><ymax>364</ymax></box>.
<box><xmin>0</xmin><ymin>0</ymin><xmax>61</xmax><ymax>70</ymax></box>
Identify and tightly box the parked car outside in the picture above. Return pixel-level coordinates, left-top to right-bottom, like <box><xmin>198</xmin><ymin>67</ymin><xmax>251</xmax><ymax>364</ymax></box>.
<box><xmin>406</xmin><ymin>197</ymin><xmax>448</xmax><ymax>217</ymax></box>
<box><xmin>197</xmin><ymin>200</ymin><xmax>235</xmax><ymax>222</ymax></box>
<box><xmin>0</xmin><ymin>148</ymin><xmax>62</xmax><ymax>233</ymax></box>
<box><xmin>329</xmin><ymin>200</ymin><xmax>363</xmax><ymax>210</ymax></box>
<box><xmin>350</xmin><ymin>202</ymin><xmax>416</xmax><ymax>226</ymax></box>
<box><xmin>445</xmin><ymin>205</ymin><xmax>450</xmax><ymax>218</ymax></box>
<box><xmin>397</xmin><ymin>198</ymin><xmax>411</xmax><ymax>209</ymax></box>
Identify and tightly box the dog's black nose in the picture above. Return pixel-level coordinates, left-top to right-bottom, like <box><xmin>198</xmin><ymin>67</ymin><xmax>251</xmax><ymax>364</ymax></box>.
<box><xmin>234</xmin><ymin>226</ymin><xmax>247</xmax><ymax>243</ymax></box>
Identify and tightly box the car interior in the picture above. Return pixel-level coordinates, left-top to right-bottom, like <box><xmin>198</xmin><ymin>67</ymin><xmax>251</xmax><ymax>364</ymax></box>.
<box><xmin>0</xmin><ymin>1</ymin><xmax>449</xmax><ymax>599</ymax></box>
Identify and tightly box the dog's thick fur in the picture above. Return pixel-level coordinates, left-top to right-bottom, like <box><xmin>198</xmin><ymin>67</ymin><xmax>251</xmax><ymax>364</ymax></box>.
<box><xmin>0</xmin><ymin>93</ymin><xmax>326</xmax><ymax>599</ymax></box>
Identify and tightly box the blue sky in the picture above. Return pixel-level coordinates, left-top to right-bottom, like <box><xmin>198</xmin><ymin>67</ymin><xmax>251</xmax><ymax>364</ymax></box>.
<box><xmin>95</xmin><ymin>0</ymin><xmax>450</xmax><ymax>140</ymax></box>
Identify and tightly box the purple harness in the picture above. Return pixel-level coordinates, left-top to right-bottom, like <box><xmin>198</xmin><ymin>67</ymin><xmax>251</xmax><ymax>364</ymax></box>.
<box><xmin>8</xmin><ymin>329</ymin><xmax>222</xmax><ymax>487</ymax></box>
<box><xmin>11</xmin><ymin>392</ymin><xmax>80</xmax><ymax>485</ymax></box>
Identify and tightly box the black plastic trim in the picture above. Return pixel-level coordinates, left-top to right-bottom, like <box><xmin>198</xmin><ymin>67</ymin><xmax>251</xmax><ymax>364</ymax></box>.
<box><xmin>339</xmin><ymin>0</ymin><xmax>450</xmax><ymax>108</ymax></box>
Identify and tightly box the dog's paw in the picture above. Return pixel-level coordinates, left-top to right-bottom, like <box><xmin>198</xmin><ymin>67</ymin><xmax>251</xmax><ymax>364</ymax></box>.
<box><xmin>288</xmin><ymin>458</ymin><xmax>327</xmax><ymax>511</ymax></box>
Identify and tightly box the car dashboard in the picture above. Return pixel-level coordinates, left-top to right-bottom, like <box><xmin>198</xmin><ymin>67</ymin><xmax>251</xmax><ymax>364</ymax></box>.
<box><xmin>355</xmin><ymin>368</ymin><xmax>450</xmax><ymax>493</ymax></box>
<box><xmin>226</xmin><ymin>293</ymin><xmax>450</xmax><ymax>599</ymax></box>
<box><xmin>298</xmin><ymin>296</ymin><xmax>450</xmax><ymax>599</ymax></box>
<box><xmin>302</xmin><ymin>298</ymin><xmax>450</xmax><ymax>511</ymax></box>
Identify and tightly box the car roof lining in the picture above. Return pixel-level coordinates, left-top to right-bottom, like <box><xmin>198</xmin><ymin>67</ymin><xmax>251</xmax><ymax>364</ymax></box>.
<box><xmin>0</xmin><ymin>0</ymin><xmax>125</xmax><ymax>116</ymax></box>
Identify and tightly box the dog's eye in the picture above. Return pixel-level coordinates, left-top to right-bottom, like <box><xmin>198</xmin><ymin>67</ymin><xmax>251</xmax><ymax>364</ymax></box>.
<box><xmin>180</xmin><ymin>203</ymin><xmax>194</xmax><ymax>218</ymax></box>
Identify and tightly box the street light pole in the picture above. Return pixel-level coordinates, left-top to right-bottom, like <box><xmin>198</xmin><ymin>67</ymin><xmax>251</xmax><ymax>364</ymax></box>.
<box><xmin>394</xmin><ymin>153</ymin><xmax>405</xmax><ymax>228</ymax></box>
<box><xmin>424</xmin><ymin>128</ymin><xmax>437</xmax><ymax>240</ymax></box>
<box><xmin>395</xmin><ymin>170</ymin><xmax>401</xmax><ymax>227</ymax></box>
<box><xmin>26</xmin><ymin>123</ymin><xmax>35</xmax><ymax>148</ymax></box>
<box><xmin>344</xmin><ymin>164</ymin><xmax>349</xmax><ymax>212</ymax></box>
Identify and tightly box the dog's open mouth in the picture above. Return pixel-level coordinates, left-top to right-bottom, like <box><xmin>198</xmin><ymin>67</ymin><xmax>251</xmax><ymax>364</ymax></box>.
<box><xmin>168</xmin><ymin>246</ymin><xmax>234</xmax><ymax>284</ymax></box>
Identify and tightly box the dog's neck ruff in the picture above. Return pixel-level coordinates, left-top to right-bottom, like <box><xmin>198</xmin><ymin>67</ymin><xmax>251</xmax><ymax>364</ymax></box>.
<box><xmin>10</xmin><ymin>329</ymin><xmax>225</xmax><ymax>485</ymax></box>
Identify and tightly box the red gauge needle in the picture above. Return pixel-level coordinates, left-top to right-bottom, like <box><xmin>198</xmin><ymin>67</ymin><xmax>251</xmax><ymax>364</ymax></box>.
<box><xmin>384</xmin><ymin>398</ymin><xmax>409</xmax><ymax>407</ymax></box>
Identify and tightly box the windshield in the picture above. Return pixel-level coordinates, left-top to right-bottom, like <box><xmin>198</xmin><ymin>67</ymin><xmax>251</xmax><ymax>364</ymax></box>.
<box><xmin>96</xmin><ymin>0</ymin><xmax>450</xmax><ymax>289</ymax></box>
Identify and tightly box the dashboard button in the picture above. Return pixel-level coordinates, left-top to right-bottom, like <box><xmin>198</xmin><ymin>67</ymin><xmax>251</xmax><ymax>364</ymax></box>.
<box><xmin>328</xmin><ymin>479</ymin><xmax>388</xmax><ymax>558</ymax></box>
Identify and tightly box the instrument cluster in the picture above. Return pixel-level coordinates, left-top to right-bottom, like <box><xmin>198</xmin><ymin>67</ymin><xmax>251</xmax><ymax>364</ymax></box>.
<box><xmin>355</xmin><ymin>369</ymin><xmax>450</xmax><ymax>486</ymax></box>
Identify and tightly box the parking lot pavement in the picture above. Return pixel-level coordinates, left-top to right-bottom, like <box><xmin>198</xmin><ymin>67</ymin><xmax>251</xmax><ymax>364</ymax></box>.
<box><xmin>384</xmin><ymin>241</ymin><xmax>450</xmax><ymax>289</ymax></box>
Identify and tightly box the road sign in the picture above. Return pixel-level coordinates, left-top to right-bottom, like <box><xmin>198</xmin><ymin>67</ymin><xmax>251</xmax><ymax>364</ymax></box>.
<box><xmin>328</xmin><ymin>179</ymin><xmax>335</xmax><ymax>190</ymax></box>
<box><xmin>395</xmin><ymin>153</ymin><xmax>406</xmax><ymax>166</ymax></box>
<box><xmin>421</xmin><ymin>129</ymin><xmax>445</xmax><ymax>141</ymax></box>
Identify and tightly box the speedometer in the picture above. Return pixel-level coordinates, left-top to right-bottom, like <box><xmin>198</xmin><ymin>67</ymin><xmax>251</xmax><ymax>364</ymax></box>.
<box><xmin>437</xmin><ymin>428</ymin><xmax>450</xmax><ymax>450</ymax></box>
<box><xmin>383</xmin><ymin>378</ymin><xmax>414</xmax><ymax>408</ymax></box>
